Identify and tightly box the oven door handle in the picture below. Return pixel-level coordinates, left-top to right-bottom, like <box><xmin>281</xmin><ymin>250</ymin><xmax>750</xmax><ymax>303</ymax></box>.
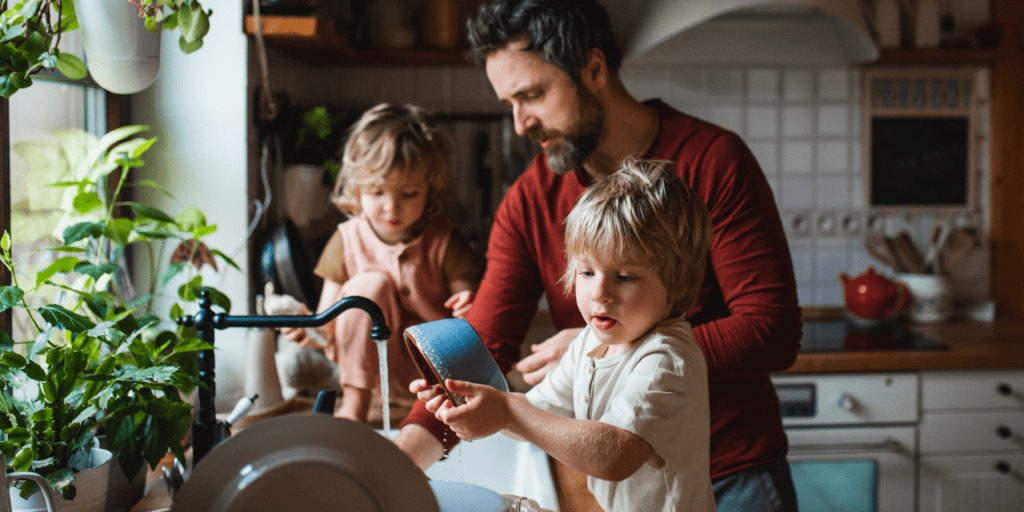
<box><xmin>789</xmin><ymin>439</ymin><xmax>903</xmax><ymax>455</ymax></box>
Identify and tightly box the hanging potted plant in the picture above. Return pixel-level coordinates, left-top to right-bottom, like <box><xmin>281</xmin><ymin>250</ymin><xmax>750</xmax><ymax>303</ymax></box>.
<box><xmin>0</xmin><ymin>0</ymin><xmax>212</xmax><ymax>97</ymax></box>
<box><xmin>1</xmin><ymin>125</ymin><xmax>237</xmax><ymax>510</ymax></box>
<box><xmin>279</xmin><ymin>104</ymin><xmax>352</xmax><ymax>228</ymax></box>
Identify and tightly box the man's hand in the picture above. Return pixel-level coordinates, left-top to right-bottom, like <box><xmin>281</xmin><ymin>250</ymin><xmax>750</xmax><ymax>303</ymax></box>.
<box><xmin>514</xmin><ymin>327</ymin><xmax>581</xmax><ymax>385</ymax></box>
<box><xmin>444</xmin><ymin>291</ymin><xmax>474</xmax><ymax>319</ymax></box>
<box><xmin>435</xmin><ymin>379</ymin><xmax>509</xmax><ymax>441</ymax></box>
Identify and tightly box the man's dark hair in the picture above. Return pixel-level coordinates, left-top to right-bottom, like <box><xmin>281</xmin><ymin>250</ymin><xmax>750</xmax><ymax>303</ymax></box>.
<box><xmin>466</xmin><ymin>0</ymin><xmax>621</xmax><ymax>85</ymax></box>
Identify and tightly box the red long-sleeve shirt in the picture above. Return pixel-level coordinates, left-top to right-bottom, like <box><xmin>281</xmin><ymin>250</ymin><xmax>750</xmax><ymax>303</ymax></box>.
<box><xmin>402</xmin><ymin>100</ymin><xmax>802</xmax><ymax>480</ymax></box>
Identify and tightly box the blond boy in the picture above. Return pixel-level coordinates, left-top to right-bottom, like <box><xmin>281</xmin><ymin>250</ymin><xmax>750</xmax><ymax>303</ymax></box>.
<box><xmin>417</xmin><ymin>158</ymin><xmax>716</xmax><ymax>512</ymax></box>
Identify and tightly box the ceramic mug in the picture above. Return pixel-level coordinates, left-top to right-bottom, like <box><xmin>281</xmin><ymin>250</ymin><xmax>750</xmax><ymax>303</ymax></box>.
<box><xmin>404</xmin><ymin>318</ymin><xmax>508</xmax><ymax>406</ymax></box>
<box><xmin>897</xmin><ymin>273</ymin><xmax>954</xmax><ymax>323</ymax></box>
<box><xmin>2</xmin><ymin>455</ymin><xmax>56</xmax><ymax>512</ymax></box>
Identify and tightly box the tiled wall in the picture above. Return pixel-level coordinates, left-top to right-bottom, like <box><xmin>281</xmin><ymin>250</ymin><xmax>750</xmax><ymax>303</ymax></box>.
<box><xmin>262</xmin><ymin>49</ymin><xmax>991</xmax><ymax>306</ymax></box>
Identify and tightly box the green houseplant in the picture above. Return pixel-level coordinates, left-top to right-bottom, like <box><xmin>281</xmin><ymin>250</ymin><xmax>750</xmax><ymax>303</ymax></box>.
<box><xmin>0</xmin><ymin>125</ymin><xmax>237</xmax><ymax>501</ymax></box>
<box><xmin>0</xmin><ymin>0</ymin><xmax>212</xmax><ymax>97</ymax></box>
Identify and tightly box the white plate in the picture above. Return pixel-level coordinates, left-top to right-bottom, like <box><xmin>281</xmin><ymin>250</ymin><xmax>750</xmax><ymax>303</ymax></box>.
<box><xmin>172</xmin><ymin>414</ymin><xmax>439</xmax><ymax>512</ymax></box>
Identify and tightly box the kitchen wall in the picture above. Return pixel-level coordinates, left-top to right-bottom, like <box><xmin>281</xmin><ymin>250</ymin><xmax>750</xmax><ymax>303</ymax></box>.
<box><xmin>132</xmin><ymin>0</ymin><xmax>251</xmax><ymax>410</ymax></box>
<box><xmin>265</xmin><ymin>50</ymin><xmax>992</xmax><ymax>309</ymax></box>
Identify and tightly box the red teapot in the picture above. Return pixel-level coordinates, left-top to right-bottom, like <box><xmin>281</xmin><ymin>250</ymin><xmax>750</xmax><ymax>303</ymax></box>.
<box><xmin>839</xmin><ymin>267</ymin><xmax>911</xmax><ymax>321</ymax></box>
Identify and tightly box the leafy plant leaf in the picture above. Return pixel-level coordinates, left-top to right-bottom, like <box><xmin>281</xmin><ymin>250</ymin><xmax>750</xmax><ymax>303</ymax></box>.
<box><xmin>55</xmin><ymin>53</ymin><xmax>87</xmax><ymax>79</ymax></box>
<box><xmin>174</xmin><ymin>207</ymin><xmax>206</xmax><ymax>232</ymax></box>
<box><xmin>0</xmin><ymin>330</ymin><xmax>12</xmax><ymax>352</ymax></box>
<box><xmin>105</xmin><ymin>218</ymin><xmax>134</xmax><ymax>247</ymax></box>
<box><xmin>0</xmin><ymin>285</ymin><xmax>25</xmax><ymax>312</ymax></box>
<box><xmin>128</xmin><ymin>202</ymin><xmax>176</xmax><ymax>223</ymax></box>
<box><xmin>72</xmin><ymin>190</ymin><xmax>102</xmax><ymax>214</ymax></box>
<box><xmin>35</xmin><ymin>256</ymin><xmax>79</xmax><ymax>288</ymax></box>
<box><xmin>73</xmin><ymin>262</ymin><xmax>119</xmax><ymax>280</ymax></box>
<box><xmin>209</xmin><ymin>249</ymin><xmax>241</xmax><ymax>271</ymax></box>
<box><xmin>201</xmin><ymin>287</ymin><xmax>231</xmax><ymax>313</ymax></box>
<box><xmin>38</xmin><ymin>304</ymin><xmax>96</xmax><ymax>334</ymax></box>
<box><xmin>62</xmin><ymin>221</ymin><xmax>105</xmax><ymax>245</ymax></box>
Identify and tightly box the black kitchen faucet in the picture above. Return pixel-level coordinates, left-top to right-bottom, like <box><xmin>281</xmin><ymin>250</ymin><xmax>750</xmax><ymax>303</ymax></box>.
<box><xmin>177</xmin><ymin>290</ymin><xmax>391</xmax><ymax>467</ymax></box>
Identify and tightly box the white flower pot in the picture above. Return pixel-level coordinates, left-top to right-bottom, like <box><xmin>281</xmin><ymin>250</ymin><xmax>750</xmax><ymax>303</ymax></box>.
<box><xmin>283</xmin><ymin>164</ymin><xmax>333</xmax><ymax>228</ymax></box>
<box><xmin>76</xmin><ymin>0</ymin><xmax>161</xmax><ymax>94</ymax></box>
<box><xmin>10</xmin><ymin>448</ymin><xmax>112</xmax><ymax>512</ymax></box>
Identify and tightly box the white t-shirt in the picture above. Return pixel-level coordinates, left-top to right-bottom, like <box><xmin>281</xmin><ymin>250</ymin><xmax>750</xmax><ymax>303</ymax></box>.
<box><xmin>525</xmin><ymin>318</ymin><xmax>716</xmax><ymax>512</ymax></box>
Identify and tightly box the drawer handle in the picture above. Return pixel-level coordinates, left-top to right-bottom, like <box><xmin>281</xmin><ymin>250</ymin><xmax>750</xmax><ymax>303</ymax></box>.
<box><xmin>789</xmin><ymin>439</ymin><xmax>902</xmax><ymax>455</ymax></box>
<box><xmin>997</xmin><ymin>383</ymin><xmax>1013</xmax><ymax>396</ymax></box>
<box><xmin>996</xmin><ymin>425</ymin><xmax>1012</xmax><ymax>439</ymax></box>
<box><xmin>995</xmin><ymin>461</ymin><xmax>1012</xmax><ymax>475</ymax></box>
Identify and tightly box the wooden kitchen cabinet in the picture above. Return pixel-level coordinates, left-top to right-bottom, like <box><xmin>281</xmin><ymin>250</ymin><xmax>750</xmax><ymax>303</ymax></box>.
<box><xmin>919</xmin><ymin>370</ymin><xmax>1024</xmax><ymax>511</ymax></box>
<box><xmin>243</xmin><ymin>15</ymin><xmax>471</xmax><ymax>66</ymax></box>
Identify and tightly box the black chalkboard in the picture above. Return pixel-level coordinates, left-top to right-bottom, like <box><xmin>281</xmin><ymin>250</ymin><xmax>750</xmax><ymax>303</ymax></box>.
<box><xmin>870</xmin><ymin>117</ymin><xmax>969</xmax><ymax>207</ymax></box>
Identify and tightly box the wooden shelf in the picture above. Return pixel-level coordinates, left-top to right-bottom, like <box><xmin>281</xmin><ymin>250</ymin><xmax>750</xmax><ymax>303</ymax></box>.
<box><xmin>243</xmin><ymin>15</ymin><xmax>471</xmax><ymax>66</ymax></box>
<box><xmin>876</xmin><ymin>46</ymin><xmax>1009</xmax><ymax>66</ymax></box>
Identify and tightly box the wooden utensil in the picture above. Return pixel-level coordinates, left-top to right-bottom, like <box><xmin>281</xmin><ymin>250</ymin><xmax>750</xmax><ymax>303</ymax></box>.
<box><xmin>894</xmin><ymin>232</ymin><xmax>928</xmax><ymax>273</ymax></box>
<box><xmin>939</xmin><ymin>228</ymin><xmax>979</xmax><ymax>272</ymax></box>
<box><xmin>864</xmin><ymin>231</ymin><xmax>901</xmax><ymax>271</ymax></box>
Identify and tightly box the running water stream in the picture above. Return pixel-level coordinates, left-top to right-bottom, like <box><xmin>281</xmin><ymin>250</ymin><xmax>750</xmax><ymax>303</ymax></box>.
<box><xmin>376</xmin><ymin>338</ymin><xmax>391</xmax><ymax>438</ymax></box>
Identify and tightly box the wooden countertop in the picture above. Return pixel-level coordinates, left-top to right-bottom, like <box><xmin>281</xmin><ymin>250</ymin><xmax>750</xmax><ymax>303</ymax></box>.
<box><xmin>783</xmin><ymin>312</ymin><xmax>1024</xmax><ymax>374</ymax></box>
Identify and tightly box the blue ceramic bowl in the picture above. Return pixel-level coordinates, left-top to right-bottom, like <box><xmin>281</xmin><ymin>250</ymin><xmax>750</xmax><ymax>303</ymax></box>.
<box><xmin>403</xmin><ymin>318</ymin><xmax>508</xmax><ymax>405</ymax></box>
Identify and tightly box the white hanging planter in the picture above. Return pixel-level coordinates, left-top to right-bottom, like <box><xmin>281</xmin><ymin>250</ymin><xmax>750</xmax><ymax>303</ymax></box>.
<box><xmin>76</xmin><ymin>0</ymin><xmax>161</xmax><ymax>94</ymax></box>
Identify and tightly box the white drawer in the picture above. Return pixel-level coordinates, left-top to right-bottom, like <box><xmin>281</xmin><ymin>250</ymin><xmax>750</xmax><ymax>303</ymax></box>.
<box><xmin>922</xmin><ymin>370</ymin><xmax>1024</xmax><ymax>411</ymax></box>
<box><xmin>773</xmin><ymin>373</ymin><xmax>918</xmax><ymax>426</ymax></box>
<box><xmin>920</xmin><ymin>411</ymin><xmax>1024</xmax><ymax>454</ymax></box>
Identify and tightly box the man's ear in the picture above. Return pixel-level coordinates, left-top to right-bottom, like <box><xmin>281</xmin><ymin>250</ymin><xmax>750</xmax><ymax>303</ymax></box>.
<box><xmin>582</xmin><ymin>48</ymin><xmax>608</xmax><ymax>90</ymax></box>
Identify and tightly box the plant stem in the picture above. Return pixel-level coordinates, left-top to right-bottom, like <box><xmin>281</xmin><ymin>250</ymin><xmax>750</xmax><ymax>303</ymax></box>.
<box><xmin>0</xmin><ymin>251</ymin><xmax>45</xmax><ymax>334</ymax></box>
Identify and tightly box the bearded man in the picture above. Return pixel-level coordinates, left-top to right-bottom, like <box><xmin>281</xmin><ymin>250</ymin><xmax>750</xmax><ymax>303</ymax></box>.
<box><xmin>394</xmin><ymin>1</ymin><xmax>803</xmax><ymax>510</ymax></box>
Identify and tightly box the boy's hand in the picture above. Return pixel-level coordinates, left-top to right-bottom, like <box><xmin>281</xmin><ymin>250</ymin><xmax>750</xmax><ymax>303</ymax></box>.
<box><xmin>444</xmin><ymin>291</ymin><xmax>474</xmax><ymax>319</ymax></box>
<box><xmin>436</xmin><ymin>379</ymin><xmax>508</xmax><ymax>440</ymax></box>
<box><xmin>410</xmin><ymin>379</ymin><xmax>449</xmax><ymax>414</ymax></box>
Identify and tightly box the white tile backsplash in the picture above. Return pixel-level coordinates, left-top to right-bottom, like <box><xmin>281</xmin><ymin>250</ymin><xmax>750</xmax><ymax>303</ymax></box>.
<box><xmin>817</xmin><ymin>104</ymin><xmax>850</xmax><ymax>136</ymax></box>
<box><xmin>783</xmin><ymin>105</ymin><xmax>814</xmax><ymax>138</ymax></box>
<box><xmin>710</xmin><ymin>105</ymin><xmax>743</xmax><ymax>134</ymax></box>
<box><xmin>815</xmin><ymin>177</ymin><xmax>850</xmax><ymax>208</ymax></box>
<box><xmin>783</xmin><ymin>70</ymin><xmax>815</xmax><ymax>102</ymax></box>
<box><xmin>818</xmin><ymin>69</ymin><xmax>850</xmax><ymax>100</ymax></box>
<box><xmin>817</xmin><ymin>141</ymin><xmax>849</xmax><ymax>173</ymax></box>
<box><xmin>748</xmin><ymin>142</ymin><xmax>778</xmax><ymax>175</ymax></box>
<box><xmin>781</xmin><ymin>177</ymin><xmax>813</xmax><ymax>209</ymax></box>
<box><xmin>708</xmin><ymin>69</ymin><xmax>745</xmax><ymax>101</ymax></box>
<box><xmin>746</xmin><ymin>106</ymin><xmax>778</xmax><ymax>139</ymax></box>
<box><xmin>667</xmin><ymin>69</ymin><xmax>709</xmax><ymax>101</ymax></box>
<box><xmin>782</xmin><ymin>142</ymin><xmax>813</xmax><ymax>174</ymax></box>
<box><xmin>747</xmin><ymin>69</ymin><xmax>779</xmax><ymax>101</ymax></box>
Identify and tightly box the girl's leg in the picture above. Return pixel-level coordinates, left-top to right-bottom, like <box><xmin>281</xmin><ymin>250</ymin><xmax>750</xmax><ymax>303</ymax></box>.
<box><xmin>324</xmin><ymin>271</ymin><xmax>408</xmax><ymax>422</ymax></box>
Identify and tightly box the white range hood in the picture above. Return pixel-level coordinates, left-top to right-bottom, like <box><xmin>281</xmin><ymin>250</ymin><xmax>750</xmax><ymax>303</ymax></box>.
<box><xmin>618</xmin><ymin>0</ymin><xmax>880</xmax><ymax>66</ymax></box>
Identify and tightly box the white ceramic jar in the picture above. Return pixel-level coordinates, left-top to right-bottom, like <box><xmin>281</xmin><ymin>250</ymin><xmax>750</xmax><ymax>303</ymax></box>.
<box><xmin>896</xmin><ymin>273</ymin><xmax>954</xmax><ymax>323</ymax></box>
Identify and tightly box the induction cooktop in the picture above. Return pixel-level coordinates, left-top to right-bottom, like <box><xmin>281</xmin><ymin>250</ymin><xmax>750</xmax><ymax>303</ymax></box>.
<box><xmin>799</xmin><ymin>319</ymin><xmax>948</xmax><ymax>353</ymax></box>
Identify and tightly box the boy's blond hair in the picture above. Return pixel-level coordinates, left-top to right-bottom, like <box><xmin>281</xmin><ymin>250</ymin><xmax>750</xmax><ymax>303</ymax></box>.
<box><xmin>332</xmin><ymin>103</ymin><xmax>454</xmax><ymax>217</ymax></box>
<box><xmin>561</xmin><ymin>158</ymin><xmax>712</xmax><ymax>317</ymax></box>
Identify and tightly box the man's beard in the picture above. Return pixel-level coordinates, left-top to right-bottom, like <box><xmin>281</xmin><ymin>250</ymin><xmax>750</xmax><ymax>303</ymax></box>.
<box><xmin>531</xmin><ymin>88</ymin><xmax>605</xmax><ymax>175</ymax></box>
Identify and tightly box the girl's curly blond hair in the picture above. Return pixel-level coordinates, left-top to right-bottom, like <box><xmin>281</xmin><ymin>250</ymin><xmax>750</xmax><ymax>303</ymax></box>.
<box><xmin>331</xmin><ymin>103</ymin><xmax>454</xmax><ymax>217</ymax></box>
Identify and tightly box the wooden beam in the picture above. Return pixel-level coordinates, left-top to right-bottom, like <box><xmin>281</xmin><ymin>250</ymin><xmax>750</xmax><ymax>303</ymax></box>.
<box><xmin>989</xmin><ymin>0</ymin><xmax>1024</xmax><ymax>320</ymax></box>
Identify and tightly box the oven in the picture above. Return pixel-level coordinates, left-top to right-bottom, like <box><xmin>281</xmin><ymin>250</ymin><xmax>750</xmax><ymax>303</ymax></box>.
<box><xmin>773</xmin><ymin>372</ymin><xmax>919</xmax><ymax>512</ymax></box>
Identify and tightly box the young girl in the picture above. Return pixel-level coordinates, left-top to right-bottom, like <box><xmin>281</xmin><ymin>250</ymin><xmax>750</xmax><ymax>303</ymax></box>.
<box><xmin>285</xmin><ymin>103</ymin><xmax>477</xmax><ymax>423</ymax></box>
